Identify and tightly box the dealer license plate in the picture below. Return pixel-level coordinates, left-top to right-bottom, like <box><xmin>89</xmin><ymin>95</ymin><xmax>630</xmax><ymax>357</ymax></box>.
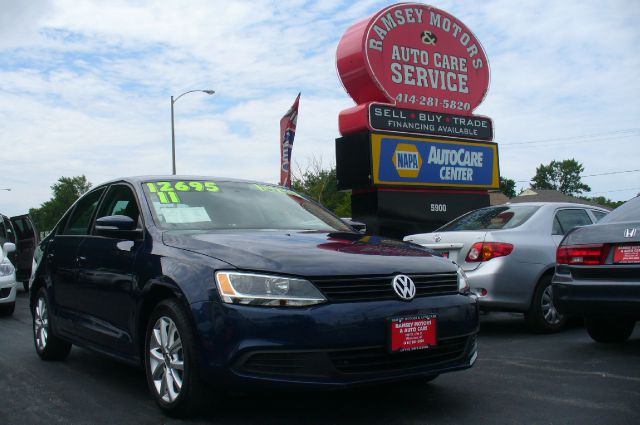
<box><xmin>613</xmin><ymin>245</ymin><xmax>640</xmax><ymax>264</ymax></box>
<box><xmin>390</xmin><ymin>314</ymin><xmax>437</xmax><ymax>352</ymax></box>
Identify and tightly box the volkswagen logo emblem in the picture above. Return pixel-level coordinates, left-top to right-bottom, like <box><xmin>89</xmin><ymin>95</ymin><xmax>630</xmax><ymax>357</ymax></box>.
<box><xmin>392</xmin><ymin>275</ymin><xmax>416</xmax><ymax>301</ymax></box>
<box><xmin>434</xmin><ymin>234</ymin><xmax>442</xmax><ymax>242</ymax></box>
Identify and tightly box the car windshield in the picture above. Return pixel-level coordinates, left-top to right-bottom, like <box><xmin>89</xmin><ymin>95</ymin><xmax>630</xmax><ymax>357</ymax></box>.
<box><xmin>599</xmin><ymin>196</ymin><xmax>639</xmax><ymax>224</ymax></box>
<box><xmin>437</xmin><ymin>205</ymin><xmax>541</xmax><ymax>231</ymax></box>
<box><xmin>142</xmin><ymin>180</ymin><xmax>352</xmax><ymax>232</ymax></box>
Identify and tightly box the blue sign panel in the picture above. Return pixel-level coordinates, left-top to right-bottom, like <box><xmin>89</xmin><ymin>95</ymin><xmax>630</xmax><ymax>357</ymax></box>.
<box><xmin>371</xmin><ymin>133</ymin><xmax>499</xmax><ymax>188</ymax></box>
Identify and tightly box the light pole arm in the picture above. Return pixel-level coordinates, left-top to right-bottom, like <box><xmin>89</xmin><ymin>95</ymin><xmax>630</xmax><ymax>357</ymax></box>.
<box><xmin>173</xmin><ymin>89</ymin><xmax>215</xmax><ymax>104</ymax></box>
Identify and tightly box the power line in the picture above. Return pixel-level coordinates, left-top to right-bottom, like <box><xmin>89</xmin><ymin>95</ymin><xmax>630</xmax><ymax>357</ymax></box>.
<box><xmin>499</xmin><ymin>128</ymin><xmax>640</xmax><ymax>146</ymax></box>
<box><xmin>513</xmin><ymin>168</ymin><xmax>640</xmax><ymax>183</ymax></box>
<box><xmin>590</xmin><ymin>187</ymin><xmax>640</xmax><ymax>195</ymax></box>
<box><xmin>500</xmin><ymin>133</ymin><xmax>638</xmax><ymax>149</ymax></box>
<box><xmin>583</xmin><ymin>168</ymin><xmax>640</xmax><ymax>178</ymax></box>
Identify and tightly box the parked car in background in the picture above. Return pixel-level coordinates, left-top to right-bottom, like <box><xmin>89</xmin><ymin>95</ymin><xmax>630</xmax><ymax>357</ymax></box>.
<box><xmin>0</xmin><ymin>242</ymin><xmax>17</xmax><ymax>316</ymax></box>
<box><xmin>31</xmin><ymin>176</ymin><xmax>478</xmax><ymax>417</ymax></box>
<box><xmin>0</xmin><ymin>213</ymin><xmax>38</xmax><ymax>291</ymax></box>
<box><xmin>554</xmin><ymin>196</ymin><xmax>640</xmax><ymax>343</ymax></box>
<box><xmin>404</xmin><ymin>202</ymin><xmax>609</xmax><ymax>333</ymax></box>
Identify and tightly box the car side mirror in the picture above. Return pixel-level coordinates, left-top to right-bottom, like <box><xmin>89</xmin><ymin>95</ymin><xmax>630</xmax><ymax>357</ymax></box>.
<box><xmin>95</xmin><ymin>215</ymin><xmax>142</xmax><ymax>239</ymax></box>
<box><xmin>2</xmin><ymin>242</ymin><xmax>16</xmax><ymax>257</ymax></box>
<box><xmin>343</xmin><ymin>219</ymin><xmax>367</xmax><ymax>234</ymax></box>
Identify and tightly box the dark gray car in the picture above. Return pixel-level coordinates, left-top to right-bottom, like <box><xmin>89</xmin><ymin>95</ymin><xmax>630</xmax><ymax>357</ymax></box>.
<box><xmin>554</xmin><ymin>196</ymin><xmax>640</xmax><ymax>342</ymax></box>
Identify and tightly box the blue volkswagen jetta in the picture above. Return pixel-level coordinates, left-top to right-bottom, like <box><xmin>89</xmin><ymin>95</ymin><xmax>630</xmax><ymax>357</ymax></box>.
<box><xmin>31</xmin><ymin>176</ymin><xmax>479</xmax><ymax>417</ymax></box>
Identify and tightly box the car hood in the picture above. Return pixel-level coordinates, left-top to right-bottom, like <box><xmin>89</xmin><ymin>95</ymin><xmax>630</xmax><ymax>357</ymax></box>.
<box><xmin>162</xmin><ymin>230</ymin><xmax>456</xmax><ymax>277</ymax></box>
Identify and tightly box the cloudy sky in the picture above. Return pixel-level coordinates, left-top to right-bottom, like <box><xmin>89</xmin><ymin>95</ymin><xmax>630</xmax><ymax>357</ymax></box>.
<box><xmin>1</xmin><ymin>0</ymin><xmax>639</xmax><ymax>216</ymax></box>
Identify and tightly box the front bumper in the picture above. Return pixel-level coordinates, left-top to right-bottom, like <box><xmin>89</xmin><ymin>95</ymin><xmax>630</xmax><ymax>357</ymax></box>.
<box><xmin>0</xmin><ymin>274</ymin><xmax>17</xmax><ymax>304</ymax></box>
<box><xmin>191</xmin><ymin>294</ymin><xmax>479</xmax><ymax>389</ymax></box>
<box><xmin>554</xmin><ymin>272</ymin><xmax>640</xmax><ymax>319</ymax></box>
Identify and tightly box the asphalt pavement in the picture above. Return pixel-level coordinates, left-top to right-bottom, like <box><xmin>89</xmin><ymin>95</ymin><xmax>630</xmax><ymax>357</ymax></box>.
<box><xmin>1</xmin><ymin>290</ymin><xmax>638</xmax><ymax>425</ymax></box>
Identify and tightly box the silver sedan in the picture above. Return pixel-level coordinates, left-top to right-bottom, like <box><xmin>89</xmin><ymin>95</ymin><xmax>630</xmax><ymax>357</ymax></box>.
<box><xmin>404</xmin><ymin>202</ymin><xmax>608</xmax><ymax>333</ymax></box>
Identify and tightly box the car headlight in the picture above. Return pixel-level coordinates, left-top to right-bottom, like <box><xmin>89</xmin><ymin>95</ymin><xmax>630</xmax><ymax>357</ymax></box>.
<box><xmin>457</xmin><ymin>268</ymin><xmax>470</xmax><ymax>294</ymax></box>
<box><xmin>0</xmin><ymin>260</ymin><xmax>15</xmax><ymax>277</ymax></box>
<box><xmin>215</xmin><ymin>272</ymin><xmax>327</xmax><ymax>307</ymax></box>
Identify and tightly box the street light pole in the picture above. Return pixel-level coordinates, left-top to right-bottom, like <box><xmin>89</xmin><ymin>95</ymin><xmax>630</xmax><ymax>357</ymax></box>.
<box><xmin>171</xmin><ymin>96</ymin><xmax>176</xmax><ymax>175</ymax></box>
<box><xmin>170</xmin><ymin>89</ymin><xmax>215</xmax><ymax>175</ymax></box>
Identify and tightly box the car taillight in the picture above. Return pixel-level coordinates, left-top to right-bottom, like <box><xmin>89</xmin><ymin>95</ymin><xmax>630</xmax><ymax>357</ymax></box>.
<box><xmin>465</xmin><ymin>242</ymin><xmax>514</xmax><ymax>262</ymax></box>
<box><xmin>556</xmin><ymin>244</ymin><xmax>609</xmax><ymax>265</ymax></box>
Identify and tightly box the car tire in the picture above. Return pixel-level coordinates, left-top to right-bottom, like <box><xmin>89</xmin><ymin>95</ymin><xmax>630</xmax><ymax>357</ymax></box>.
<box><xmin>525</xmin><ymin>275</ymin><xmax>567</xmax><ymax>334</ymax></box>
<box><xmin>144</xmin><ymin>299</ymin><xmax>206</xmax><ymax>418</ymax></box>
<box><xmin>0</xmin><ymin>301</ymin><xmax>15</xmax><ymax>316</ymax></box>
<box><xmin>33</xmin><ymin>287</ymin><xmax>72</xmax><ymax>360</ymax></box>
<box><xmin>585</xmin><ymin>318</ymin><xmax>635</xmax><ymax>343</ymax></box>
<box><xmin>23</xmin><ymin>281</ymin><xmax>29</xmax><ymax>292</ymax></box>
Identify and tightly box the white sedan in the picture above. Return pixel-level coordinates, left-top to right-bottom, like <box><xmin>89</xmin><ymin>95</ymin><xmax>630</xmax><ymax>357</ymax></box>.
<box><xmin>0</xmin><ymin>242</ymin><xmax>17</xmax><ymax>316</ymax></box>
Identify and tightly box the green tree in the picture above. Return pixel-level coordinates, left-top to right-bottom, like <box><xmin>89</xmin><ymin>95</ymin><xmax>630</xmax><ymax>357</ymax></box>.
<box><xmin>499</xmin><ymin>176</ymin><xmax>517</xmax><ymax>198</ymax></box>
<box><xmin>292</xmin><ymin>160</ymin><xmax>351</xmax><ymax>217</ymax></box>
<box><xmin>579</xmin><ymin>196</ymin><xmax>624</xmax><ymax>210</ymax></box>
<box><xmin>29</xmin><ymin>176</ymin><xmax>92</xmax><ymax>232</ymax></box>
<box><xmin>530</xmin><ymin>159</ymin><xmax>591</xmax><ymax>196</ymax></box>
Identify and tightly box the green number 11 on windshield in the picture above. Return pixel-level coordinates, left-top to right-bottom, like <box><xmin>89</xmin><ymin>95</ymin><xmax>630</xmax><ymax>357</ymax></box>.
<box><xmin>146</xmin><ymin>181</ymin><xmax>220</xmax><ymax>204</ymax></box>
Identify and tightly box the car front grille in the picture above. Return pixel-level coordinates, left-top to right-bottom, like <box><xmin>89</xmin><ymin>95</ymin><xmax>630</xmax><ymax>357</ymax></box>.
<box><xmin>237</xmin><ymin>335</ymin><xmax>472</xmax><ymax>378</ymax></box>
<box><xmin>309</xmin><ymin>273</ymin><xmax>459</xmax><ymax>302</ymax></box>
<box><xmin>329</xmin><ymin>335</ymin><xmax>469</xmax><ymax>374</ymax></box>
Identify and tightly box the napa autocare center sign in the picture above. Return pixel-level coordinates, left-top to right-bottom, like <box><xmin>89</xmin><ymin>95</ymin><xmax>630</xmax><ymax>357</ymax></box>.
<box><xmin>371</xmin><ymin>133</ymin><xmax>498</xmax><ymax>188</ymax></box>
<box><xmin>336</xmin><ymin>3</ymin><xmax>498</xmax><ymax>189</ymax></box>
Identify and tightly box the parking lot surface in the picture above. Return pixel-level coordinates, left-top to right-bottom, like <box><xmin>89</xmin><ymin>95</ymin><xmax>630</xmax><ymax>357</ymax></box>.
<box><xmin>1</xmin><ymin>290</ymin><xmax>638</xmax><ymax>425</ymax></box>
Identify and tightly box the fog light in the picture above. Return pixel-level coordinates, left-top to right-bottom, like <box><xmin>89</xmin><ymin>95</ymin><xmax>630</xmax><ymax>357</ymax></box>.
<box><xmin>473</xmin><ymin>288</ymin><xmax>488</xmax><ymax>297</ymax></box>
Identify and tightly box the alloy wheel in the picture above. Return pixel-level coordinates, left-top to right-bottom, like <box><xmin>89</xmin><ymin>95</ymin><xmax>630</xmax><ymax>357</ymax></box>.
<box><xmin>541</xmin><ymin>285</ymin><xmax>562</xmax><ymax>325</ymax></box>
<box><xmin>34</xmin><ymin>297</ymin><xmax>49</xmax><ymax>351</ymax></box>
<box><xmin>149</xmin><ymin>316</ymin><xmax>184</xmax><ymax>403</ymax></box>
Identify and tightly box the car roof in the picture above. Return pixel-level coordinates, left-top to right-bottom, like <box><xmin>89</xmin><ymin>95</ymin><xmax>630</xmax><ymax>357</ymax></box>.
<box><xmin>493</xmin><ymin>201</ymin><xmax>609</xmax><ymax>210</ymax></box>
<box><xmin>95</xmin><ymin>175</ymin><xmax>272</xmax><ymax>187</ymax></box>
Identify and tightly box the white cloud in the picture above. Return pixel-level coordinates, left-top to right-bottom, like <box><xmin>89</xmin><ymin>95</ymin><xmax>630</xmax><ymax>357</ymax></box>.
<box><xmin>0</xmin><ymin>0</ymin><xmax>639</xmax><ymax>217</ymax></box>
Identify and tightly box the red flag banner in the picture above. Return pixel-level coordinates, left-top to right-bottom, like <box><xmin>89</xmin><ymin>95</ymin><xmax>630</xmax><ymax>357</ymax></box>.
<box><xmin>279</xmin><ymin>93</ymin><xmax>300</xmax><ymax>187</ymax></box>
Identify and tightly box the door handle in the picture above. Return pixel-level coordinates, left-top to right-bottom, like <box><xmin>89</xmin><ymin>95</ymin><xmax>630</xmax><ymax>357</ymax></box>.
<box><xmin>76</xmin><ymin>256</ymin><xmax>87</xmax><ymax>266</ymax></box>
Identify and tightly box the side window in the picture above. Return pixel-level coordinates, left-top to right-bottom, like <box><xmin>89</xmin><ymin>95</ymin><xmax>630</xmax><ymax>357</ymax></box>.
<box><xmin>553</xmin><ymin>209</ymin><xmax>593</xmax><ymax>235</ymax></box>
<box><xmin>2</xmin><ymin>216</ymin><xmax>15</xmax><ymax>242</ymax></box>
<box><xmin>62</xmin><ymin>189</ymin><xmax>105</xmax><ymax>235</ymax></box>
<box><xmin>96</xmin><ymin>185</ymin><xmax>141</xmax><ymax>227</ymax></box>
<box><xmin>591</xmin><ymin>210</ymin><xmax>607</xmax><ymax>222</ymax></box>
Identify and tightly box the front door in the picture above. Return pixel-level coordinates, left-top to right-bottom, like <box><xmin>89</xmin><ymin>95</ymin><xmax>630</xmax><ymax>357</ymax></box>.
<box><xmin>75</xmin><ymin>184</ymin><xmax>143</xmax><ymax>356</ymax></box>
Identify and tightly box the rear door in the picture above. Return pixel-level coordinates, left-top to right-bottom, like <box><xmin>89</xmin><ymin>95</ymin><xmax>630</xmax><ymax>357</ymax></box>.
<box><xmin>551</xmin><ymin>208</ymin><xmax>595</xmax><ymax>246</ymax></box>
<box><xmin>10</xmin><ymin>214</ymin><xmax>38</xmax><ymax>282</ymax></box>
<box><xmin>50</xmin><ymin>188</ymin><xmax>106</xmax><ymax>320</ymax></box>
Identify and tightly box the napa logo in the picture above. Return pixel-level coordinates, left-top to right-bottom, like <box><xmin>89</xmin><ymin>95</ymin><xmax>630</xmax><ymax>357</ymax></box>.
<box><xmin>392</xmin><ymin>143</ymin><xmax>422</xmax><ymax>178</ymax></box>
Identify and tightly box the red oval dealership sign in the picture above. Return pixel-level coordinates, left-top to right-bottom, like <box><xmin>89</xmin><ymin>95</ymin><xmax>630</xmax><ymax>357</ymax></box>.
<box><xmin>337</xmin><ymin>3</ymin><xmax>490</xmax><ymax>115</ymax></box>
